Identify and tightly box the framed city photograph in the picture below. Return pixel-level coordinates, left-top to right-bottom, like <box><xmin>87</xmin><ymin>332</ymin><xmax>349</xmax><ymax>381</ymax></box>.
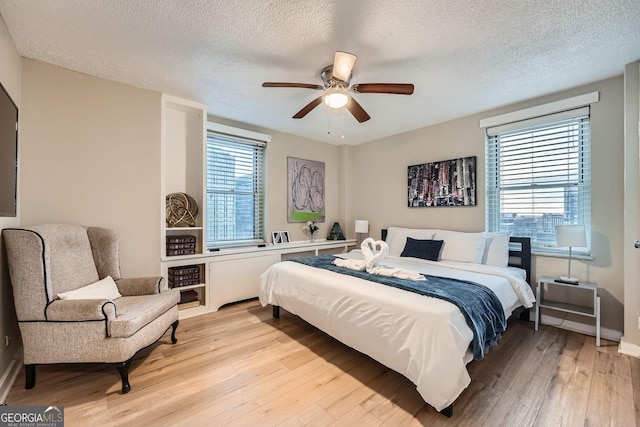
<box><xmin>408</xmin><ymin>156</ymin><xmax>477</xmax><ymax>207</ymax></box>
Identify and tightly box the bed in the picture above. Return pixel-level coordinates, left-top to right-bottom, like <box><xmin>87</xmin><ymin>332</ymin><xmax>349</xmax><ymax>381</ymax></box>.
<box><xmin>258</xmin><ymin>227</ymin><xmax>535</xmax><ymax>416</ymax></box>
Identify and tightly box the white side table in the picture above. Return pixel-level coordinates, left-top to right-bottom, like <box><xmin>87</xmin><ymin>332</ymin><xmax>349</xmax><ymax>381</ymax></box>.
<box><xmin>535</xmin><ymin>276</ymin><xmax>600</xmax><ymax>346</ymax></box>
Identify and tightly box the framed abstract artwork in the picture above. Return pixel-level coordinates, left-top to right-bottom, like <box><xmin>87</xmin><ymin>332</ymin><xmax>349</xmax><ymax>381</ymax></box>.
<box><xmin>287</xmin><ymin>156</ymin><xmax>325</xmax><ymax>222</ymax></box>
<box><xmin>272</xmin><ymin>231</ymin><xmax>290</xmax><ymax>244</ymax></box>
<box><xmin>408</xmin><ymin>156</ymin><xmax>477</xmax><ymax>207</ymax></box>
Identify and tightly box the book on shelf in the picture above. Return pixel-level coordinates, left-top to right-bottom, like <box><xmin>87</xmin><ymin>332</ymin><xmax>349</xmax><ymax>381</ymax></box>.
<box><xmin>169</xmin><ymin>273</ymin><xmax>200</xmax><ymax>282</ymax></box>
<box><xmin>168</xmin><ymin>265</ymin><xmax>200</xmax><ymax>276</ymax></box>
<box><xmin>166</xmin><ymin>235</ymin><xmax>197</xmax><ymax>244</ymax></box>
<box><xmin>166</xmin><ymin>235</ymin><xmax>198</xmax><ymax>256</ymax></box>
<box><xmin>170</xmin><ymin>278</ymin><xmax>201</xmax><ymax>288</ymax></box>
<box><xmin>166</xmin><ymin>248</ymin><xmax>196</xmax><ymax>256</ymax></box>
<box><xmin>179</xmin><ymin>289</ymin><xmax>199</xmax><ymax>304</ymax></box>
<box><xmin>167</xmin><ymin>242</ymin><xmax>197</xmax><ymax>250</ymax></box>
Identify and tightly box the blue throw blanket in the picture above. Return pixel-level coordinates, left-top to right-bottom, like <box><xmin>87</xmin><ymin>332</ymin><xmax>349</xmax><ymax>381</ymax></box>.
<box><xmin>290</xmin><ymin>255</ymin><xmax>506</xmax><ymax>360</ymax></box>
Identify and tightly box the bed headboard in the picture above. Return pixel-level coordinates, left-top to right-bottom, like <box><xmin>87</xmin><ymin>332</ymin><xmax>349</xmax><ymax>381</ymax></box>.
<box><xmin>508</xmin><ymin>237</ymin><xmax>531</xmax><ymax>285</ymax></box>
<box><xmin>380</xmin><ymin>229</ymin><xmax>532</xmax><ymax>285</ymax></box>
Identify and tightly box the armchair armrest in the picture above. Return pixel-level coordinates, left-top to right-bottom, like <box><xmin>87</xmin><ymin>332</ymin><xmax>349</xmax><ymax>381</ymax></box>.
<box><xmin>46</xmin><ymin>299</ymin><xmax>116</xmax><ymax>322</ymax></box>
<box><xmin>115</xmin><ymin>277</ymin><xmax>166</xmax><ymax>296</ymax></box>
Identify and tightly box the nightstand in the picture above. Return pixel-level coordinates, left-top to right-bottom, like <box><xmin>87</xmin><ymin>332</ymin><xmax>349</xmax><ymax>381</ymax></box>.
<box><xmin>535</xmin><ymin>276</ymin><xmax>600</xmax><ymax>346</ymax></box>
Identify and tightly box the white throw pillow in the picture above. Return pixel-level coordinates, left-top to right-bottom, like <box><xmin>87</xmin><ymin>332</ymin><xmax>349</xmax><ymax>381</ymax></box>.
<box><xmin>385</xmin><ymin>227</ymin><xmax>439</xmax><ymax>256</ymax></box>
<box><xmin>57</xmin><ymin>276</ymin><xmax>122</xmax><ymax>300</ymax></box>
<box><xmin>482</xmin><ymin>232</ymin><xmax>511</xmax><ymax>267</ymax></box>
<box><xmin>435</xmin><ymin>230</ymin><xmax>486</xmax><ymax>264</ymax></box>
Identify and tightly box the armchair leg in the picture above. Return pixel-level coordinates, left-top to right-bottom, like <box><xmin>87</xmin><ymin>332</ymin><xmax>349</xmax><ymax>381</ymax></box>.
<box><xmin>25</xmin><ymin>364</ymin><xmax>35</xmax><ymax>389</ymax></box>
<box><xmin>115</xmin><ymin>358</ymin><xmax>133</xmax><ymax>394</ymax></box>
<box><xmin>170</xmin><ymin>320</ymin><xmax>179</xmax><ymax>344</ymax></box>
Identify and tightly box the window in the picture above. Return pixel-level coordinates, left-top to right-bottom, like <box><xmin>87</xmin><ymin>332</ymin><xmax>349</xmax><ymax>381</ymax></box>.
<box><xmin>485</xmin><ymin>107</ymin><xmax>591</xmax><ymax>255</ymax></box>
<box><xmin>206</xmin><ymin>124</ymin><xmax>268</xmax><ymax>248</ymax></box>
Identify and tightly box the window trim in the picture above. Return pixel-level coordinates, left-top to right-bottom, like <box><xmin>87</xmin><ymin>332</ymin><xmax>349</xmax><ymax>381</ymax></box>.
<box><xmin>479</xmin><ymin>91</ymin><xmax>599</xmax><ymax>129</ymax></box>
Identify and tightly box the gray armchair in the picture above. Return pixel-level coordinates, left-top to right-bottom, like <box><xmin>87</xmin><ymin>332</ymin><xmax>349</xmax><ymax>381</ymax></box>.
<box><xmin>2</xmin><ymin>224</ymin><xmax>180</xmax><ymax>393</ymax></box>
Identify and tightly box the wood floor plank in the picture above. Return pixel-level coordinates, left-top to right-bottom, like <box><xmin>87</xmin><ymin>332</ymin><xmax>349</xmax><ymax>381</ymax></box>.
<box><xmin>521</xmin><ymin>326</ymin><xmax>570</xmax><ymax>380</ymax></box>
<box><xmin>532</xmin><ymin>332</ymin><xmax>596</xmax><ymax>427</ymax></box>
<box><xmin>5</xmin><ymin>299</ymin><xmax>637</xmax><ymax>426</ymax></box>
<box><xmin>584</xmin><ymin>346</ymin><xmax>636</xmax><ymax>426</ymax></box>
<box><xmin>329</xmin><ymin>405</ymin><xmax>382</xmax><ymax>427</ymax></box>
<box><xmin>278</xmin><ymin>403</ymin><xmax>336</xmax><ymax>427</ymax></box>
<box><xmin>631</xmin><ymin>355</ymin><xmax>640</xmax><ymax>425</ymax></box>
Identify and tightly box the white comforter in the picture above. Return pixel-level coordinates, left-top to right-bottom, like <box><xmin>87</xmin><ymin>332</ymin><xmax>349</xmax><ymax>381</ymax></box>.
<box><xmin>258</xmin><ymin>252</ymin><xmax>535</xmax><ymax>411</ymax></box>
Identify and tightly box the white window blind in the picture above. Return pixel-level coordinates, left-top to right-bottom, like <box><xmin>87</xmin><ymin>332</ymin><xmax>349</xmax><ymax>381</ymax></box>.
<box><xmin>206</xmin><ymin>131</ymin><xmax>266</xmax><ymax>248</ymax></box>
<box><xmin>485</xmin><ymin>107</ymin><xmax>591</xmax><ymax>255</ymax></box>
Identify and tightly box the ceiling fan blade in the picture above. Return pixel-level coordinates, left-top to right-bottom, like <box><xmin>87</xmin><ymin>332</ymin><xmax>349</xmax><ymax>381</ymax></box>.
<box><xmin>262</xmin><ymin>82</ymin><xmax>324</xmax><ymax>90</ymax></box>
<box><xmin>351</xmin><ymin>83</ymin><xmax>414</xmax><ymax>95</ymax></box>
<box><xmin>293</xmin><ymin>97</ymin><xmax>324</xmax><ymax>119</ymax></box>
<box><xmin>345</xmin><ymin>97</ymin><xmax>371</xmax><ymax>123</ymax></box>
<box><xmin>333</xmin><ymin>51</ymin><xmax>357</xmax><ymax>82</ymax></box>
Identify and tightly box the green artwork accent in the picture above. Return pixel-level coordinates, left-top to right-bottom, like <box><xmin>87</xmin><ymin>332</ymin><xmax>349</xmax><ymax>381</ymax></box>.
<box><xmin>290</xmin><ymin>211</ymin><xmax>323</xmax><ymax>222</ymax></box>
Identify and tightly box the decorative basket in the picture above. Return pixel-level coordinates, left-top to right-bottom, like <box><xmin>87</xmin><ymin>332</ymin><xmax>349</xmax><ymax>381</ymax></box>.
<box><xmin>166</xmin><ymin>192</ymin><xmax>198</xmax><ymax>227</ymax></box>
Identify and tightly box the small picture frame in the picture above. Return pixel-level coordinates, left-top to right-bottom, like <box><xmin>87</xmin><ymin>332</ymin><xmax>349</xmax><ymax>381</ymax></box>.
<box><xmin>272</xmin><ymin>231</ymin><xmax>290</xmax><ymax>244</ymax></box>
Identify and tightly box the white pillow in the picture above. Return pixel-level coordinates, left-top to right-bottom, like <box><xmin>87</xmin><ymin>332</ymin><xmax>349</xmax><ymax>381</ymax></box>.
<box><xmin>57</xmin><ymin>276</ymin><xmax>122</xmax><ymax>300</ymax></box>
<box><xmin>482</xmin><ymin>232</ymin><xmax>511</xmax><ymax>267</ymax></box>
<box><xmin>385</xmin><ymin>227</ymin><xmax>439</xmax><ymax>256</ymax></box>
<box><xmin>435</xmin><ymin>230</ymin><xmax>486</xmax><ymax>264</ymax></box>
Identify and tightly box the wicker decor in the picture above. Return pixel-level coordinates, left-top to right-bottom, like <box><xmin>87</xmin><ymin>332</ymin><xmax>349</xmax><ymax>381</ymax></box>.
<box><xmin>166</xmin><ymin>192</ymin><xmax>198</xmax><ymax>227</ymax></box>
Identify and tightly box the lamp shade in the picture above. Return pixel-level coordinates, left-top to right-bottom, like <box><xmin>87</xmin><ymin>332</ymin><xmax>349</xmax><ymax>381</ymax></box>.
<box><xmin>355</xmin><ymin>220</ymin><xmax>369</xmax><ymax>234</ymax></box>
<box><xmin>555</xmin><ymin>225</ymin><xmax>587</xmax><ymax>247</ymax></box>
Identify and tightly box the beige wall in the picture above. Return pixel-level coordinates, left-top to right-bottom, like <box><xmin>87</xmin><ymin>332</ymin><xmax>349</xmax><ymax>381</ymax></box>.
<box><xmin>0</xmin><ymin>14</ymin><xmax>22</xmax><ymax>399</ymax></box>
<box><xmin>623</xmin><ymin>61</ymin><xmax>640</xmax><ymax>347</ymax></box>
<box><xmin>20</xmin><ymin>59</ymin><xmax>161</xmax><ymax>277</ymax></box>
<box><xmin>348</xmin><ymin>77</ymin><xmax>625</xmax><ymax>332</ymax></box>
<box><xmin>207</xmin><ymin>115</ymin><xmax>343</xmax><ymax>243</ymax></box>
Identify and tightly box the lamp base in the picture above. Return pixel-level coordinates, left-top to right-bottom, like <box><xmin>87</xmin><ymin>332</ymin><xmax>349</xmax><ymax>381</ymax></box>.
<box><xmin>556</xmin><ymin>276</ymin><xmax>580</xmax><ymax>285</ymax></box>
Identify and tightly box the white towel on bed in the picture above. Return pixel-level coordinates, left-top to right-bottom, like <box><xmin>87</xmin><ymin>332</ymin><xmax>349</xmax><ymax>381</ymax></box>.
<box><xmin>366</xmin><ymin>265</ymin><xmax>427</xmax><ymax>281</ymax></box>
<box><xmin>333</xmin><ymin>258</ymin><xmax>366</xmax><ymax>271</ymax></box>
<box><xmin>360</xmin><ymin>238</ymin><xmax>389</xmax><ymax>269</ymax></box>
<box><xmin>332</xmin><ymin>238</ymin><xmax>425</xmax><ymax>280</ymax></box>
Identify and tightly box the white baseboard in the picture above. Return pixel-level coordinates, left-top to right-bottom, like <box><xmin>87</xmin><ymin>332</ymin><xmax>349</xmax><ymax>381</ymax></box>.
<box><xmin>619</xmin><ymin>337</ymin><xmax>640</xmax><ymax>357</ymax></box>
<box><xmin>0</xmin><ymin>346</ymin><xmax>23</xmax><ymax>404</ymax></box>
<box><xmin>531</xmin><ymin>312</ymin><xmax>622</xmax><ymax>342</ymax></box>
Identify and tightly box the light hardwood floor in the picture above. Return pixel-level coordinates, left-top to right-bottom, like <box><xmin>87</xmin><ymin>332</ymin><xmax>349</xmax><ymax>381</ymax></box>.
<box><xmin>6</xmin><ymin>299</ymin><xmax>639</xmax><ymax>426</ymax></box>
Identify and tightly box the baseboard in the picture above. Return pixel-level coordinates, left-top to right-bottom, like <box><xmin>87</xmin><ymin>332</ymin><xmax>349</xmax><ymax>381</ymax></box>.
<box><xmin>619</xmin><ymin>337</ymin><xmax>640</xmax><ymax>357</ymax></box>
<box><xmin>0</xmin><ymin>346</ymin><xmax>22</xmax><ymax>404</ymax></box>
<box><xmin>531</xmin><ymin>311</ymin><xmax>622</xmax><ymax>342</ymax></box>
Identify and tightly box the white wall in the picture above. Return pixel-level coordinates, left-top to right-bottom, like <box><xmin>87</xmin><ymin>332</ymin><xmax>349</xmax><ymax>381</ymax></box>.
<box><xmin>0</xmin><ymin>14</ymin><xmax>22</xmax><ymax>401</ymax></box>
<box><xmin>347</xmin><ymin>77</ymin><xmax>625</xmax><ymax>332</ymax></box>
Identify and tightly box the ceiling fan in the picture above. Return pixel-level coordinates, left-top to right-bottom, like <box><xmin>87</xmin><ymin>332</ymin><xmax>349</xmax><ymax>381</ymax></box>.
<box><xmin>262</xmin><ymin>51</ymin><xmax>414</xmax><ymax>123</ymax></box>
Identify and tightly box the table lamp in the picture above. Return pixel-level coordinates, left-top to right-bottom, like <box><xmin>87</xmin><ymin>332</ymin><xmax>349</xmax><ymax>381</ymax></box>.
<box><xmin>355</xmin><ymin>220</ymin><xmax>369</xmax><ymax>246</ymax></box>
<box><xmin>555</xmin><ymin>224</ymin><xmax>587</xmax><ymax>284</ymax></box>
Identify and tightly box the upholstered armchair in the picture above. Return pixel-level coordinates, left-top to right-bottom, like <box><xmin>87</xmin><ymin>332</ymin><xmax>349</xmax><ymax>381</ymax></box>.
<box><xmin>2</xmin><ymin>224</ymin><xmax>180</xmax><ymax>393</ymax></box>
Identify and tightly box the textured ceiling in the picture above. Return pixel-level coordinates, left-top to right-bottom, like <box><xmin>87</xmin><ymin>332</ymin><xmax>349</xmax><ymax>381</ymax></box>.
<box><xmin>1</xmin><ymin>1</ymin><xmax>639</xmax><ymax>145</ymax></box>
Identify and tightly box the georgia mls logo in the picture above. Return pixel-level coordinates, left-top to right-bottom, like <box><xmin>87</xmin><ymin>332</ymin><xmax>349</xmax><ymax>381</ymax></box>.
<box><xmin>0</xmin><ymin>405</ymin><xmax>64</xmax><ymax>426</ymax></box>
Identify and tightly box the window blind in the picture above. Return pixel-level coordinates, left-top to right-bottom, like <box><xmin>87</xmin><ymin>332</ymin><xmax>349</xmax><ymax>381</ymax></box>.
<box><xmin>485</xmin><ymin>107</ymin><xmax>591</xmax><ymax>255</ymax></box>
<box><xmin>206</xmin><ymin>132</ymin><xmax>266</xmax><ymax>248</ymax></box>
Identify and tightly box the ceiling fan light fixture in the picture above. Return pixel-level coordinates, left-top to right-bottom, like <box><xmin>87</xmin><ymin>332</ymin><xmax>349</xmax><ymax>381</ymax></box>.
<box><xmin>323</xmin><ymin>89</ymin><xmax>349</xmax><ymax>109</ymax></box>
<box><xmin>333</xmin><ymin>51</ymin><xmax>357</xmax><ymax>82</ymax></box>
